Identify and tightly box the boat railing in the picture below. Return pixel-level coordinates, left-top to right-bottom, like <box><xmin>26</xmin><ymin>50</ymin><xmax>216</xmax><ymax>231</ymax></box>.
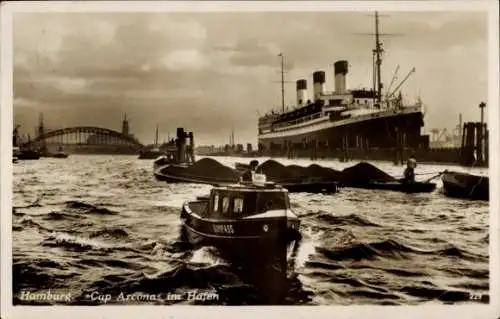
<box><xmin>273</xmin><ymin>111</ymin><xmax>323</xmax><ymax>129</ymax></box>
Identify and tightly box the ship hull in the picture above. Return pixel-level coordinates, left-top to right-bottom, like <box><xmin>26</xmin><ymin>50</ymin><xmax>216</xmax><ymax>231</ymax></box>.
<box><xmin>138</xmin><ymin>151</ymin><xmax>163</xmax><ymax>160</ymax></box>
<box><xmin>258</xmin><ymin>111</ymin><xmax>425</xmax><ymax>153</ymax></box>
<box><xmin>154</xmin><ymin>164</ymin><xmax>238</xmax><ymax>185</ymax></box>
<box><xmin>441</xmin><ymin>171</ymin><xmax>489</xmax><ymax>200</ymax></box>
<box><xmin>16</xmin><ymin>150</ymin><xmax>41</xmax><ymax>160</ymax></box>
<box><xmin>345</xmin><ymin>180</ymin><xmax>436</xmax><ymax>193</ymax></box>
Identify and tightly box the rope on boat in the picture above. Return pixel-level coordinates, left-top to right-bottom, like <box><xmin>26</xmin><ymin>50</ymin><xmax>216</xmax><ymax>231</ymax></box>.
<box><xmin>467</xmin><ymin>175</ymin><xmax>486</xmax><ymax>198</ymax></box>
<box><xmin>422</xmin><ymin>171</ymin><xmax>446</xmax><ymax>183</ymax></box>
<box><xmin>392</xmin><ymin>171</ymin><xmax>444</xmax><ymax>179</ymax></box>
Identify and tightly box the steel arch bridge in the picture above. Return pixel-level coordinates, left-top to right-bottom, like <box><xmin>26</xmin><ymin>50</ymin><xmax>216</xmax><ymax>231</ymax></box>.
<box><xmin>22</xmin><ymin>126</ymin><xmax>145</xmax><ymax>154</ymax></box>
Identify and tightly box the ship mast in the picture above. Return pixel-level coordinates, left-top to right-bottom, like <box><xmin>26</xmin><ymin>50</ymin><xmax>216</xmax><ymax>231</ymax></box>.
<box><xmin>155</xmin><ymin>125</ymin><xmax>159</xmax><ymax>146</ymax></box>
<box><xmin>278</xmin><ymin>53</ymin><xmax>285</xmax><ymax>113</ymax></box>
<box><xmin>373</xmin><ymin>11</ymin><xmax>383</xmax><ymax>105</ymax></box>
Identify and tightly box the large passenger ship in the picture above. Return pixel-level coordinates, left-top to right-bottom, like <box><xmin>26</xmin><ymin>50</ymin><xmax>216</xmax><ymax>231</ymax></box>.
<box><xmin>257</xmin><ymin>12</ymin><xmax>429</xmax><ymax>158</ymax></box>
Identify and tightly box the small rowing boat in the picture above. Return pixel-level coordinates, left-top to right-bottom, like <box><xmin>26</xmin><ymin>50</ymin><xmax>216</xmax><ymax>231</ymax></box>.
<box><xmin>441</xmin><ymin>171</ymin><xmax>489</xmax><ymax>200</ymax></box>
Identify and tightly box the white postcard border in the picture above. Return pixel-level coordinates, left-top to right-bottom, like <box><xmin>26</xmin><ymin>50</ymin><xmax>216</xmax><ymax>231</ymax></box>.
<box><xmin>1</xmin><ymin>1</ymin><xmax>499</xmax><ymax>319</ymax></box>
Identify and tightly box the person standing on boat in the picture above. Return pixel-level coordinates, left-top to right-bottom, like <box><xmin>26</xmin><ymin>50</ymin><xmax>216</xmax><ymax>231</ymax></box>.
<box><xmin>403</xmin><ymin>153</ymin><xmax>417</xmax><ymax>184</ymax></box>
<box><xmin>241</xmin><ymin>160</ymin><xmax>259</xmax><ymax>182</ymax></box>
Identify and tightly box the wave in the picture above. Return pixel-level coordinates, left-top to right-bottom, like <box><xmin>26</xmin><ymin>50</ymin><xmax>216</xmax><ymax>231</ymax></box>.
<box><xmin>64</xmin><ymin>201</ymin><xmax>118</xmax><ymax>215</ymax></box>
<box><xmin>456</xmin><ymin>225</ymin><xmax>484</xmax><ymax>232</ymax></box>
<box><xmin>13</xmin><ymin>259</ymin><xmax>78</xmax><ymax>293</ymax></box>
<box><xmin>304</xmin><ymin>260</ymin><xmax>346</xmax><ymax>271</ymax></box>
<box><xmin>17</xmin><ymin>217</ymin><xmax>53</xmax><ymax>233</ymax></box>
<box><xmin>399</xmin><ymin>285</ymin><xmax>488</xmax><ymax>303</ymax></box>
<box><xmin>13</xmin><ymin>199</ymin><xmax>43</xmax><ymax>209</ymax></box>
<box><xmin>72</xmin><ymin>262</ymin><xmax>312</xmax><ymax>305</ymax></box>
<box><xmin>89</xmin><ymin>228</ymin><xmax>129</xmax><ymax>239</ymax></box>
<box><xmin>74</xmin><ymin>263</ymin><xmax>243</xmax><ymax>304</ymax></box>
<box><xmin>480</xmin><ymin>234</ymin><xmax>489</xmax><ymax>243</ymax></box>
<box><xmin>316</xmin><ymin>239</ymin><xmax>486</xmax><ymax>262</ymax></box>
<box><xmin>442</xmin><ymin>267</ymin><xmax>489</xmax><ymax>279</ymax></box>
<box><xmin>315</xmin><ymin>213</ymin><xmax>382</xmax><ymax>227</ymax></box>
<box><xmin>348</xmin><ymin>289</ymin><xmax>400</xmax><ymax>301</ymax></box>
<box><xmin>13</xmin><ymin>209</ymin><xmax>25</xmax><ymax>216</ymax></box>
<box><xmin>77</xmin><ymin>258</ymin><xmax>144</xmax><ymax>271</ymax></box>
<box><xmin>41</xmin><ymin>232</ymin><xmax>117</xmax><ymax>252</ymax></box>
<box><xmin>435</xmin><ymin>246</ymin><xmax>487</xmax><ymax>261</ymax></box>
<box><xmin>43</xmin><ymin>211</ymin><xmax>80</xmax><ymax>221</ymax></box>
<box><xmin>317</xmin><ymin>239</ymin><xmax>415</xmax><ymax>261</ymax></box>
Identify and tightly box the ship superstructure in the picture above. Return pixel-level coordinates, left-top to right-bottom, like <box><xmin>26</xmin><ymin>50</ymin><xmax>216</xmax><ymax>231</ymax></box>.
<box><xmin>257</xmin><ymin>12</ymin><xmax>428</xmax><ymax>158</ymax></box>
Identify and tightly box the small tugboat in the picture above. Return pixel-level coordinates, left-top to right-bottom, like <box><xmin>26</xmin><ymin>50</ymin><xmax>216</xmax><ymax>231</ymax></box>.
<box><xmin>138</xmin><ymin>126</ymin><xmax>163</xmax><ymax>159</ymax></box>
<box><xmin>13</xmin><ymin>127</ymin><xmax>40</xmax><ymax>160</ymax></box>
<box><xmin>138</xmin><ymin>148</ymin><xmax>163</xmax><ymax>160</ymax></box>
<box><xmin>16</xmin><ymin>148</ymin><xmax>41</xmax><ymax>160</ymax></box>
<box><xmin>152</xmin><ymin>145</ymin><xmax>179</xmax><ymax>171</ymax></box>
<box><xmin>180</xmin><ymin>172</ymin><xmax>302</xmax><ymax>275</ymax></box>
<box><xmin>441</xmin><ymin>170</ymin><xmax>489</xmax><ymax>200</ymax></box>
<box><xmin>153</xmin><ymin>127</ymin><xmax>197</xmax><ymax>174</ymax></box>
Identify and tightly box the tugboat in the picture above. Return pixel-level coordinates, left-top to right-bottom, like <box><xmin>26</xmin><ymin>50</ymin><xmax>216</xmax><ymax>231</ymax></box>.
<box><xmin>13</xmin><ymin>126</ymin><xmax>40</xmax><ymax>160</ymax></box>
<box><xmin>152</xmin><ymin>145</ymin><xmax>179</xmax><ymax>171</ymax></box>
<box><xmin>180</xmin><ymin>172</ymin><xmax>302</xmax><ymax>275</ymax></box>
<box><xmin>153</xmin><ymin>127</ymin><xmax>197</xmax><ymax>175</ymax></box>
<box><xmin>138</xmin><ymin>126</ymin><xmax>164</xmax><ymax>160</ymax></box>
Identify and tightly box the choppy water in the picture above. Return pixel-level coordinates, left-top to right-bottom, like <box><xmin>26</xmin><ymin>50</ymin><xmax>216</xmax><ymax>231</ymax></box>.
<box><xmin>12</xmin><ymin>155</ymin><xmax>489</xmax><ymax>305</ymax></box>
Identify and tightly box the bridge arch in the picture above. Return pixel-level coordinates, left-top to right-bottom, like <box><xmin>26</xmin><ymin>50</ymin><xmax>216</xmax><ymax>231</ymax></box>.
<box><xmin>22</xmin><ymin>126</ymin><xmax>144</xmax><ymax>149</ymax></box>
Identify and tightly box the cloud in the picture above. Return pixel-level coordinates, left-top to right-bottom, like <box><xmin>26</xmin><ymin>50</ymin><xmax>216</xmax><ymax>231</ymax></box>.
<box><xmin>12</xmin><ymin>11</ymin><xmax>489</xmax><ymax>145</ymax></box>
<box><xmin>160</xmin><ymin>49</ymin><xmax>208</xmax><ymax>71</ymax></box>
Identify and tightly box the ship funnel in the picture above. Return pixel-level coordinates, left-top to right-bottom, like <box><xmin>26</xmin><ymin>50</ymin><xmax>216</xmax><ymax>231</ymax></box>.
<box><xmin>296</xmin><ymin>79</ymin><xmax>308</xmax><ymax>105</ymax></box>
<box><xmin>313</xmin><ymin>71</ymin><xmax>326</xmax><ymax>100</ymax></box>
<box><xmin>334</xmin><ymin>60</ymin><xmax>348</xmax><ymax>93</ymax></box>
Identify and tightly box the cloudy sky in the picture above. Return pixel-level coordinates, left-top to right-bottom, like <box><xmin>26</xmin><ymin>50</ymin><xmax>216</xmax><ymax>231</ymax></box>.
<box><xmin>13</xmin><ymin>8</ymin><xmax>489</xmax><ymax>146</ymax></box>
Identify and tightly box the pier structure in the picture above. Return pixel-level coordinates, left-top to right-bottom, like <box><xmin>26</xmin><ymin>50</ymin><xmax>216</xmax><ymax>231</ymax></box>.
<box><xmin>460</xmin><ymin>122</ymin><xmax>488</xmax><ymax>167</ymax></box>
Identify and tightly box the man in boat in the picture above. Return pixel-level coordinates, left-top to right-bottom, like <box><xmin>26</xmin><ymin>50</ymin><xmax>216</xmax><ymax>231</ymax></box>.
<box><xmin>241</xmin><ymin>160</ymin><xmax>259</xmax><ymax>182</ymax></box>
<box><xmin>403</xmin><ymin>153</ymin><xmax>417</xmax><ymax>184</ymax></box>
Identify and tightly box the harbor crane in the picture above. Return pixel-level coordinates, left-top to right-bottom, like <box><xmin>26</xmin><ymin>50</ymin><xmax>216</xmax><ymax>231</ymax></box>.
<box><xmin>386</xmin><ymin>64</ymin><xmax>400</xmax><ymax>97</ymax></box>
<box><xmin>388</xmin><ymin>67</ymin><xmax>416</xmax><ymax>98</ymax></box>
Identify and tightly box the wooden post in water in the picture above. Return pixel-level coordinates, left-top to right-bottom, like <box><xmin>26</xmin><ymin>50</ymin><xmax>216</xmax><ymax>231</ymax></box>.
<box><xmin>475</xmin><ymin>122</ymin><xmax>483</xmax><ymax>166</ymax></box>
<box><xmin>478</xmin><ymin>102</ymin><xmax>486</xmax><ymax>165</ymax></box>
<box><xmin>460</xmin><ymin>122</ymin><xmax>477</xmax><ymax>166</ymax></box>
<box><xmin>484</xmin><ymin>124</ymin><xmax>489</xmax><ymax>164</ymax></box>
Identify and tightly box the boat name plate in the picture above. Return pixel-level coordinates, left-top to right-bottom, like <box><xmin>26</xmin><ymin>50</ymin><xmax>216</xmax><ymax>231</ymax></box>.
<box><xmin>212</xmin><ymin>224</ymin><xmax>235</xmax><ymax>234</ymax></box>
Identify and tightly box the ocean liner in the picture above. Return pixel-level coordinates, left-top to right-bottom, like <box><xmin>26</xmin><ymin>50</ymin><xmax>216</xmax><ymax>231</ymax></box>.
<box><xmin>257</xmin><ymin>12</ymin><xmax>428</xmax><ymax>159</ymax></box>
